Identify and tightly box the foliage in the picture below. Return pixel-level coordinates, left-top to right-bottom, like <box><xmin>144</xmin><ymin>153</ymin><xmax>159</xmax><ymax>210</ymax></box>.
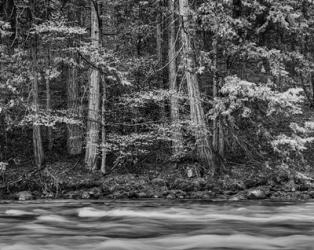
<box><xmin>1</xmin><ymin>0</ymin><xmax>314</xmax><ymax>175</ymax></box>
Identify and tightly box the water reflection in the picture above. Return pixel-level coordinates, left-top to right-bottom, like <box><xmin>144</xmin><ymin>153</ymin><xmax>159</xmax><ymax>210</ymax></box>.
<box><xmin>0</xmin><ymin>200</ymin><xmax>314</xmax><ymax>249</ymax></box>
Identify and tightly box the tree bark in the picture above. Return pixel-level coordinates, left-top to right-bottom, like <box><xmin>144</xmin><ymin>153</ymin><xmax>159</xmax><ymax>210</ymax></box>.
<box><xmin>156</xmin><ymin>1</ymin><xmax>167</xmax><ymax>122</ymax></box>
<box><xmin>46</xmin><ymin>74</ymin><xmax>53</xmax><ymax>151</ymax></box>
<box><xmin>156</xmin><ymin>10</ymin><xmax>162</xmax><ymax>65</ymax></box>
<box><xmin>100</xmin><ymin>77</ymin><xmax>106</xmax><ymax>174</ymax></box>
<box><xmin>85</xmin><ymin>1</ymin><xmax>101</xmax><ymax>170</ymax></box>
<box><xmin>67</xmin><ymin>55</ymin><xmax>83</xmax><ymax>155</ymax></box>
<box><xmin>32</xmin><ymin>45</ymin><xmax>44</xmax><ymax>168</ymax></box>
<box><xmin>168</xmin><ymin>0</ymin><xmax>183</xmax><ymax>155</ymax></box>
<box><xmin>212</xmin><ymin>37</ymin><xmax>224</xmax><ymax>158</ymax></box>
<box><xmin>212</xmin><ymin>37</ymin><xmax>218</xmax><ymax>152</ymax></box>
<box><xmin>45</xmin><ymin>46</ymin><xmax>52</xmax><ymax>152</ymax></box>
<box><xmin>179</xmin><ymin>0</ymin><xmax>216</xmax><ymax>170</ymax></box>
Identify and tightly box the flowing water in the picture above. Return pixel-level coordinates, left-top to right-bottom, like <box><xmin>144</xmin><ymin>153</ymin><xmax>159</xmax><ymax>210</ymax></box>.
<box><xmin>1</xmin><ymin>200</ymin><xmax>314</xmax><ymax>250</ymax></box>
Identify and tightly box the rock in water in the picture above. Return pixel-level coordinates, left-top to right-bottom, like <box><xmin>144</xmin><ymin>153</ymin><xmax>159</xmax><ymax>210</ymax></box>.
<box><xmin>16</xmin><ymin>191</ymin><xmax>33</xmax><ymax>201</ymax></box>
<box><xmin>247</xmin><ymin>189</ymin><xmax>266</xmax><ymax>200</ymax></box>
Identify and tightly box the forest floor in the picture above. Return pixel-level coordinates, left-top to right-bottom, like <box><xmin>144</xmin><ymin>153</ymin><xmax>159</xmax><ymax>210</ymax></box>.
<box><xmin>1</xmin><ymin>158</ymin><xmax>314</xmax><ymax>201</ymax></box>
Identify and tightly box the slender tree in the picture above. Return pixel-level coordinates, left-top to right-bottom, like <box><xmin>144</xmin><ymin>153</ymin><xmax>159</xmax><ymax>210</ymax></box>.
<box><xmin>32</xmin><ymin>45</ymin><xmax>44</xmax><ymax>168</ymax></box>
<box><xmin>179</xmin><ymin>0</ymin><xmax>216</xmax><ymax>170</ymax></box>
<box><xmin>100</xmin><ymin>77</ymin><xmax>106</xmax><ymax>174</ymax></box>
<box><xmin>168</xmin><ymin>0</ymin><xmax>183</xmax><ymax>155</ymax></box>
<box><xmin>46</xmin><ymin>49</ymin><xmax>53</xmax><ymax>152</ymax></box>
<box><xmin>85</xmin><ymin>1</ymin><xmax>101</xmax><ymax>170</ymax></box>
<box><xmin>212</xmin><ymin>37</ymin><xmax>224</xmax><ymax>158</ymax></box>
<box><xmin>67</xmin><ymin>54</ymin><xmax>83</xmax><ymax>155</ymax></box>
<box><xmin>156</xmin><ymin>3</ymin><xmax>163</xmax><ymax>65</ymax></box>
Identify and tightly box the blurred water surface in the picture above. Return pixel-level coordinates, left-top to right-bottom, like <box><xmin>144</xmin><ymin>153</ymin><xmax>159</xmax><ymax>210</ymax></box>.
<box><xmin>1</xmin><ymin>200</ymin><xmax>314</xmax><ymax>250</ymax></box>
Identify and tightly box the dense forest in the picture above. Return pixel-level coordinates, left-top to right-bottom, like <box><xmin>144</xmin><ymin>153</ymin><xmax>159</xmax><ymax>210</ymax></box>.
<box><xmin>1</xmin><ymin>0</ymin><xmax>314</xmax><ymax>200</ymax></box>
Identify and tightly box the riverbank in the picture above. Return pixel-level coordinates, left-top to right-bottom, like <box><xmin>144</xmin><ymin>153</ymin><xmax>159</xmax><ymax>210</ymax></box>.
<box><xmin>1</xmin><ymin>160</ymin><xmax>314</xmax><ymax>201</ymax></box>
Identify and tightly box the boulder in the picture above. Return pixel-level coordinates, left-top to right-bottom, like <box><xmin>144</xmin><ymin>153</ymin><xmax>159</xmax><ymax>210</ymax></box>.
<box><xmin>137</xmin><ymin>192</ymin><xmax>148</xmax><ymax>199</ymax></box>
<box><xmin>16</xmin><ymin>191</ymin><xmax>33</xmax><ymax>201</ymax></box>
<box><xmin>81</xmin><ymin>191</ymin><xmax>90</xmax><ymax>199</ymax></box>
<box><xmin>247</xmin><ymin>189</ymin><xmax>266</xmax><ymax>200</ymax></box>
<box><xmin>88</xmin><ymin>187</ymin><xmax>101</xmax><ymax>199</ymax></box>
<box><xmin>166</xmin><ymin>193</ymin><xmax>175</xmax><ymax>199</ymax></box>
<box><xmin>110</xmin><ymin>191</ymin><xmax>128</xmax><ymax>199</ymax></box>
<box><xmin>162</xmin><ymin>190</ymin><xmax>169</xmax><ymax>197</ymax></box>
<box><xmin>192</xmin><ymin>178</ymin><xmax>206</xmax><ymax>191</ymax></box>
<box><xmin>229</xmin><ymin>181</ymin><xmax>246</xmax><ymax>191</ymax></box>
<box><xmin>102</xmin><ymin>184</ymin><xmax>112</xmax><ymax>195</ymax></box>
<box><xmin>174</xmin><ymin>190</ymin><xmax>187</xmax><ymax>198</ymax></box>
<box><xmin>190</xmin><ymin>191</ymin><xmax>214</xmax><ymax>200</ymax></box>
<box><xmin>64</xmin><ymin>191</ymin><xmax>81</xmax><ymax>199</ymax></box>
<box><xmin>229</xmin><ymin>192</ymin><xmax>246</xmax><ymax>201</ymax></box>
<box><xmin>127</xmin><ymin>191</ymin><xmax>138</xmax><ymax>199</ymax></box>
<box><xmin>224</xmin><ymin>190</ymin><xmax>237</xmax><ymax>196</ymax></box>
<box><xmin>171</xmin><ymin>178</ymin><xmax>194</xmax><ymax>192</ymax></box>
<box><xmin>229</xmin><ymin>196</ymin><xmax>243</xmax><ymax>201</ymax></box>
<box><xmin>151</xmin><ymin>178</ymin><xmax>166</xmax><ymax>186</ymax></box>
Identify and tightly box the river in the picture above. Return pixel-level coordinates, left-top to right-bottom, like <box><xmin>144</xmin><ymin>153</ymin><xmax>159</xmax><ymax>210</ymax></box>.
<box><xmin>0</xmin><ymin>200</ymin><xmax>314</xmax><ymax>249</ymax></box>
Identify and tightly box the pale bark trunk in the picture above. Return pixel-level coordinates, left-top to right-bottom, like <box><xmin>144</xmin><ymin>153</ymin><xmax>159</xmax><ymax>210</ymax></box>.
<box><xmin>67</xmin><ymin>56</ymin><xmax>83</xmax><ymax>155</ymax></box>
<box><xmin>85</xmin><ymin>1</ymin><xmax>101</xmax><ymax>170</ymax></box>
<box><xmin>310</xmin><ymin>73</ymin><xmax>314</xmax><ymax>105</ymax></box>
<box><xmin>101</xmin><ymin>78</ymin><xmax>106</xmax><ymax>174</ymax></box>
<box><xmin>156</xmin><ymin>12</ymin><xmax>162</xmax><ymax>65</ymax></box>
<box><xmin>46</xmin><ymin>75</ymin><xmax>53</xmax><ymax>151</ymax></box>
<box><xmin>307</xmin><ymin>52</ymin><xmax>314</xmax><ymax>105</ymax></box>
<box><xmin>218</xmin><ymin>119</ymin><xmax>224</xmax><ymax>157</ymax></box>
<box><xmin>179</xmin><ymin>0</ymin><xmax>215</xmax><ymax>170</ymax></box>
<box><xmin>212</xmin><ymin>37</ymin><xmax>224</xmax><ymax>157</ymax></box>
<box><xmin>212</xmin><ymin>38</ymin><xmax>218</xmax><ymax>152</ymax></box>
<box><xmin>157</xmin><ymin>2</ymin><xmax>166</xmax><ymax>122</ymax></box>
<box><xmin>168</xmin><ymin>0</ymin><xmax>183</xmax><ymax>155</ymax></box>
<box><xmin>32</xmin><ymin>46</ymin><xmax>44</xmax><ymax>168</ymax></box>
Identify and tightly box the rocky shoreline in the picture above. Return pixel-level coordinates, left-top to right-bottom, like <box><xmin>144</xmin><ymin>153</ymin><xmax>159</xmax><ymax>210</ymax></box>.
<box><xmin>6</xmin><ymin>174</ymin><xmax>314</xmax><ymax>202</ymax></box>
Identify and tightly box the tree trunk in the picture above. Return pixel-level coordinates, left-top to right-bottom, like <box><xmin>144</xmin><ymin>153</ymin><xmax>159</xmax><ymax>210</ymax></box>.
<box><xmin>168</xmin><ymin>0</ymin><xmax>183</xmax><ymax>155</ymax></box>
<box><xmin>45</xmin><ymin>47</ymin><xmax>53</xmax><ymax>152</ymax></box>
<box><xmin>179</xmin><ymin>0</ymin><xmax>216</xmax><ymax>170</ymax></box>
<box><xmin>101</xmin><ymin>77</ymin><xmax>106</xmax><ymax>174</ymax></box>
<box><xmin>67</xmin><ymin>55</ymin><xmax>83</xmax><ymax>155</ymax></box>
<box><xmin>85</xmin><ymin>1</ymin><xmax>101</xmax><ymax>170</ymax></box>
<box><xmin>32</xmin><ymin>46</ymin><xmax>44</xmax><ymax>168</ymax></box>
<box><xmin>311</xmin><ymin>73</ymin><xmax>314</xmax><ymax>105</ymax></box>
<box><xmin>156</xmin><ymin>10</ymin><xmax>162</xmax><ymax>65</ymax></box>
<box><xmin>212</xmin><ymin>37</ymin><xmax>224</xmax><ymax>158</ymax></box>
<box><xmin>157</xmin><ymin>1</ymin><xmax>166</xmax><ymax>122</ymax></box>
<box><xmin>46</xmin><ymin>75</ymin><xmax>53</xmax><ymax>151</ymax></box>
<box><xmin>212</xmin><ymin>37</ymin><xmax>218</xmax><ymax>152</ymax></box>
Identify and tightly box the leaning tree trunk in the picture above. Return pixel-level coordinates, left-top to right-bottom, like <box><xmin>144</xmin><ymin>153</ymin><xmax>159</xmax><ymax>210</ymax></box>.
<box><xmin>67</xmin><ymin>55</ymin><xmax>83</xmax><ymax>155</ymax></box>
<box><xmin>32</xmin><ymin>45</ymin><xmax>44</xmax><ymax>168</ymax></box>
<box><xmin>179</xmin><ymin>0</ymin><xmax>216</xmax><ymax>170</ymax></box>
<box><xmin>168</xmin><ymin>0</ymin><xmax>183</xmax><ymax>155</ymax></box>
<box><xmin>85</xmin><ymin>1</ymin><xmax>101</xmax><ymax>170</ymax></box>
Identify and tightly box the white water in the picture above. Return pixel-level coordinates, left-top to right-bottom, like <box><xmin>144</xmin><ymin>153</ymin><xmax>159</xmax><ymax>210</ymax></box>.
<box><xmin>1</xmin><ymin>200</ymin><xmax>314</xmax><ymax>249</ymax></box>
